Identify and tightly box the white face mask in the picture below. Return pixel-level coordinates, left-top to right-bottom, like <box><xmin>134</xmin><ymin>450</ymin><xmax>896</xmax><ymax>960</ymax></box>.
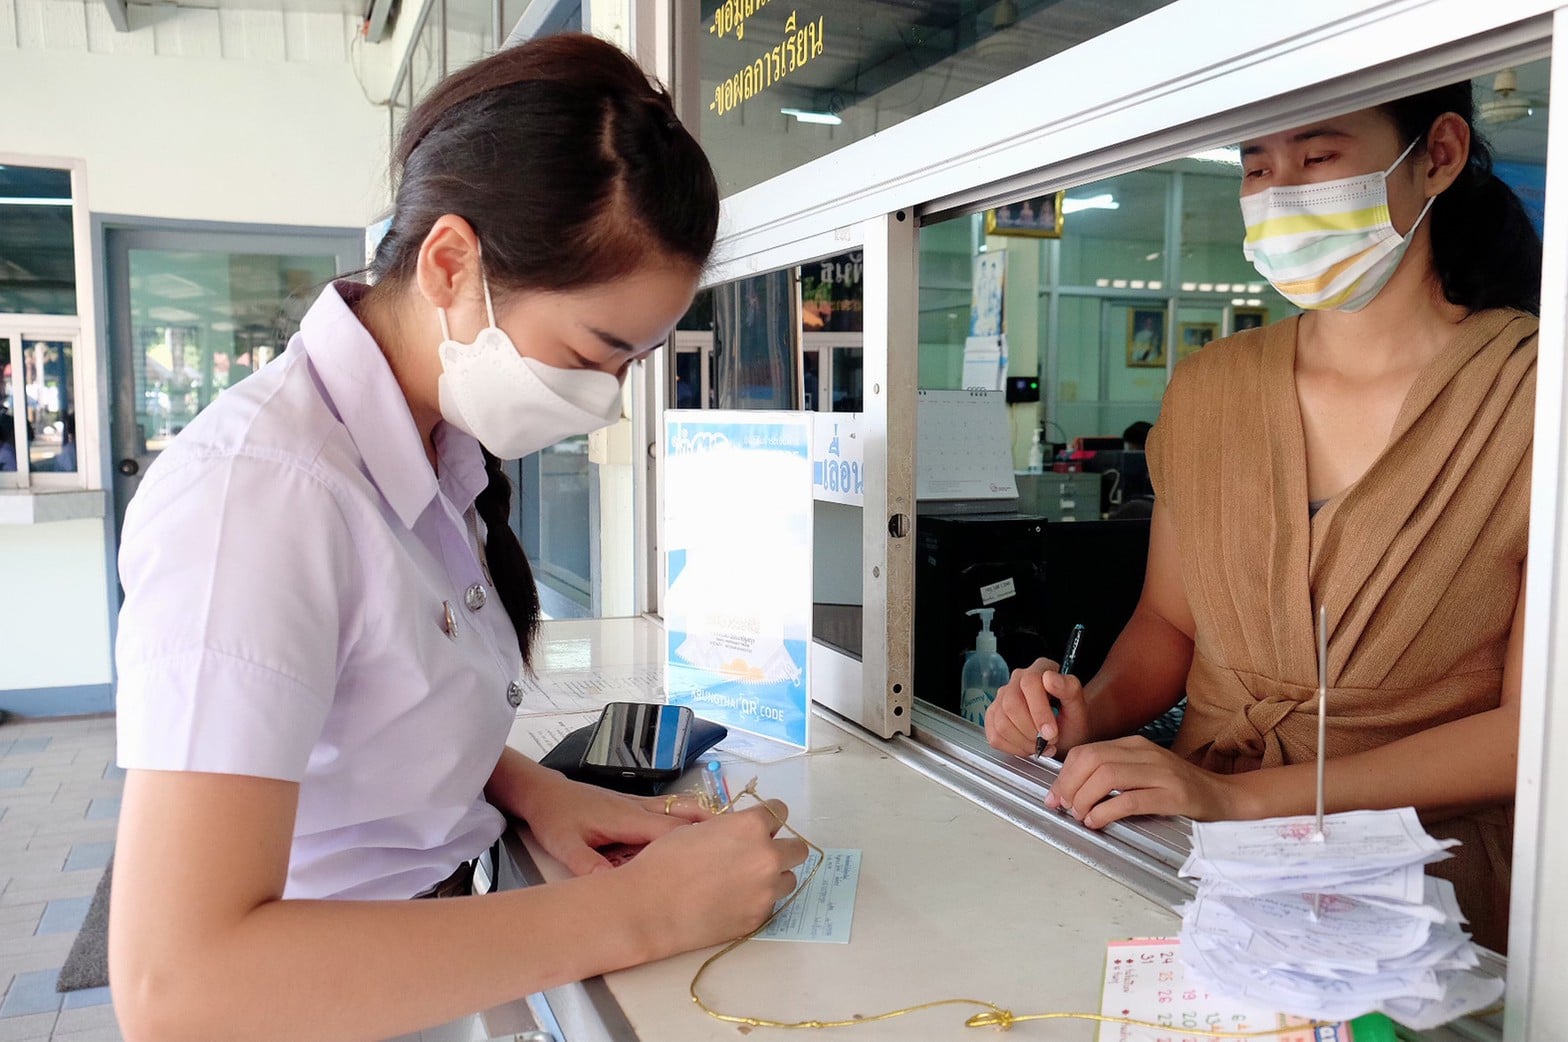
<box><xmin>435</xmin><ymin>271</ymin><xmax>622</xmax><ymax>460</ymax></box>
<box><xmin>1240</xmin><ymin>138</ymin><xmax>1436</xmax><ymax>313</ymax></box>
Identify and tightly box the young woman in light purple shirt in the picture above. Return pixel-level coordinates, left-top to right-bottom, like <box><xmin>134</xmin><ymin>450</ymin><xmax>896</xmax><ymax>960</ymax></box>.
<box><xmin>110</xmin><ymin>33</ymin><xmax>807</xmax><ymax>1042</ymax></box>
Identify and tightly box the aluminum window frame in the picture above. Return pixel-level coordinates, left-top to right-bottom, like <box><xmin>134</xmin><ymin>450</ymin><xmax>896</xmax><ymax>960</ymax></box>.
<box><xmin>0</xmin><ymin>154</ymin><xmax>100</xmax><ymax>499</ymax></box>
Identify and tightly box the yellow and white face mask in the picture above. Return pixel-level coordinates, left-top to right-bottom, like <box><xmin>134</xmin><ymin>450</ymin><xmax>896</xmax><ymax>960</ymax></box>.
<box><xmin>1240</xmin><ymin>138</ymin><xmax>1435</xmax><ymax>313</ymax></box>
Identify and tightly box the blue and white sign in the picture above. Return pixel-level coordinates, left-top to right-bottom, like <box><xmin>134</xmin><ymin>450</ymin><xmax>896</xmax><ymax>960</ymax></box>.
<box><xmin>664</xmin><ymin>412</ymin><xmax>813</xmax><ymax>748</ymax></box>
<box><xmin>812</xmin><ymin>412</ymin><xmax>863</xmax><ymax>507</ymax></box>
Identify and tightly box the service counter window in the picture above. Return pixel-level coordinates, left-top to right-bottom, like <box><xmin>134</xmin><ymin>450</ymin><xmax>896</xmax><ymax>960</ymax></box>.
<box><xmin>688</xmin><ymin>0</ymin><xmax>1175</xmax><ymax>195</ymax></box>
<box><xmin>906</xmin><ymin>59</ymin><xmax>1549</xmax><ymax>989</ymax></box>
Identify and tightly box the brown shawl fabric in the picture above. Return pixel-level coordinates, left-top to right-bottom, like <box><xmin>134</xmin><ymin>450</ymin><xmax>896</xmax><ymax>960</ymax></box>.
<box><xmin>1146</xmin><ymin>309</ymin><xmax>1537</xmax><ymax>953</ymax></box>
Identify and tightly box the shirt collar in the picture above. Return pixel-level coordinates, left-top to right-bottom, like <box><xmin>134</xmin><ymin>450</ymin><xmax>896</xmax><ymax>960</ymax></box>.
<box><xmin>299</xmin><ymin>281</ymin><xmax>489</xmax><ymax>528</ymax></box>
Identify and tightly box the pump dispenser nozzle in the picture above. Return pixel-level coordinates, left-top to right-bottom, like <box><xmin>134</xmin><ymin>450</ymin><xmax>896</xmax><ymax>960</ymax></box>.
<box><xmin>966</xmin><ymin>608</ymin><xmax>997</xmax><ymax>648</ymax></box>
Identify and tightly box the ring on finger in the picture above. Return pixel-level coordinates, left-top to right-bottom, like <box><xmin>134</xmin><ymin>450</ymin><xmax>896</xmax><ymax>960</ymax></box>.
<box><xmin>663</xmin><ymin>794</ymin><xmax>678</xmax><ymax>815</ymax></box>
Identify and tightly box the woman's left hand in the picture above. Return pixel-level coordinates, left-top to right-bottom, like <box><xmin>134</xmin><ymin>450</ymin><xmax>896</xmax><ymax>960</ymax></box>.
<box><xmin>1046</xmin><ymin>736</ymin><xmax>1242</xmax><ymax>829</ymax></box>
<box><xmin>506</xmin><ymin>767</ymin><xmax>713</xmax><ymax>876</ymax></box>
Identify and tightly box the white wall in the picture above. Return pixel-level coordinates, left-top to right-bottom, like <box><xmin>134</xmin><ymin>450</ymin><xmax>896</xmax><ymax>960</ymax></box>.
<box><xmin>0</xmin><ymin>0</ymin><xmax>394</xmax><ymax>710</ymax></box>
<box><xmin>0</xmin><ymin>0</ymin><xmax>391</xmax><ymax>226</ymax></box>
<box><xmin>1</xmin><ymin>519</ymin><xmax>113</xmax><ymax>691</ymax></box>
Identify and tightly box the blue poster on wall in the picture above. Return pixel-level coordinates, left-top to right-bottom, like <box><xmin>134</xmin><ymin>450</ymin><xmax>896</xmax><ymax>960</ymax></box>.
<box><xmin>664</xmin><ymin>412</ymin><xmax>813</xmax><ymax>748</ymax></box>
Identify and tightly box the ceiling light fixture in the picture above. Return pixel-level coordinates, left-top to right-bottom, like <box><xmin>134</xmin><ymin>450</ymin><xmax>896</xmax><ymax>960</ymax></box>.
<box><xmin>1188</xmin><ymin>146</ymin><xmax>1242</xmax><ymax>166</ymax></box>
<box><xmin>1062</xmin><ymin>193</ymin><xmax>1118</xmax><ymax>214</ymax></box>
<box><xmin>0</xmin><ymin>197</ymin><xmax>71</xmax><ymax>206</ymax></box>
<box><xmin>781</xmin><ymin>107</ymin><xmax>841</xmax><ymax>125</ymax></box>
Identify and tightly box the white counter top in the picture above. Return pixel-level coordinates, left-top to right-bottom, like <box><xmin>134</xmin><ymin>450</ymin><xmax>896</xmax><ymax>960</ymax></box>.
<box><xmin>500</xmin><ymin>616</ymin><xmax>1179</xmax><ymax>1041</ymax></box>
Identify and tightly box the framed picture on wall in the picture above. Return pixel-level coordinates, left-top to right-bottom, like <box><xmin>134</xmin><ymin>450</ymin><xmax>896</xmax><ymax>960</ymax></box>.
<box><xmin>1232</xmin><ymin>306</ymin><xmax>1268</xmax><ymax>333</ymax></box>
<box><xmin>1126</xmin><ymin>308</ymin><xmax>1166</xmax><ymax>367</ymax></box>
<box><xmin>1178</xmin><ymin>321</ymin><xmax>1219</xmax><ymax>360</ymax></box>
<box><xmin>985</xmin><ymin>192</ymin><xmax>1064</xmax><ymax>238</ymax></box>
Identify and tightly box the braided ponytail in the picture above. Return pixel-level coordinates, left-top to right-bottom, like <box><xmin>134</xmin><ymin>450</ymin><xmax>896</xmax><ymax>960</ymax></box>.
<box><xmin>475</xmin><ymin>449</ymin><xmax>541</xmax><ymax>667</ymax></box>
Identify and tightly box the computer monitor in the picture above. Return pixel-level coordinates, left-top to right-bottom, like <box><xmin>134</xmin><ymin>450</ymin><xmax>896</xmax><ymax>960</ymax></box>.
<box><xmin>1082</xmin><ymin>450</ymin><xmax>1153</xmax><ymax>513</ymax></box>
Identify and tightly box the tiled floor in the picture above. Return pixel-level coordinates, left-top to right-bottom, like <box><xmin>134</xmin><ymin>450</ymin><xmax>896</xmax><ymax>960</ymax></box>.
<box><xmin>0</xmin><ymin>715</ymin><xmax>124</xmax><ymax>1042</ymax></box>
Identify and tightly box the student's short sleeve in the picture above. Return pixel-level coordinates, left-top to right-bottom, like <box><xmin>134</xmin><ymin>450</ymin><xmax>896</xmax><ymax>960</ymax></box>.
<box><xmin>115</xmin><ymin>452</ymin><xmax>360</xmax><ymax>782</ymax></box>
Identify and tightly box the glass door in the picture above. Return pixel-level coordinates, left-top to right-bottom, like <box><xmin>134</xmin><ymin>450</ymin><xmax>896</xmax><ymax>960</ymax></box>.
<box><xmin>105</xmin><ymin>225</ymin><xmax>361</xmax><ymax>541</ymax></box>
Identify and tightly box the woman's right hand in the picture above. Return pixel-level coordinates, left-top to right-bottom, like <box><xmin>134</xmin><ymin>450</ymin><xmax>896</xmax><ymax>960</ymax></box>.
<box><xmin>620</xmin><ymin>799</ymin><xmax>808</xmax><ymax>957</ymax></box>
<box><xmin>984</xmin><ymin>658</ymin><xmax>1091</xmax><ymax>760</ymax></box>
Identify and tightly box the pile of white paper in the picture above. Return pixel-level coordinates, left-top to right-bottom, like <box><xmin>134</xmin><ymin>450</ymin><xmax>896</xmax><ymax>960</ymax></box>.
<box><xmin>1177</xmin><ymin>808</ymin><xmax>1504</xmax><ymax>1031</ymax></box>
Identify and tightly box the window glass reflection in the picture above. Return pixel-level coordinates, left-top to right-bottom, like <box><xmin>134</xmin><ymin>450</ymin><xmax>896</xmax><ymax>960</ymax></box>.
<box><xmin>696</xmin><ymin>0</ymin><xmax>1175</xmax><ymax>194</ymax></box>
<box><xmin>713</xmin><ymin>269</ymin><xmax>799</xmax><ymax>410</ymax></box>
<box><xmin>536</xmin><ymin>434</ymin><xmax>593</xmax><ymax>597</ymax></box>
<box><xmin>916</xmin><ymin>53</ymin><xmax>1552</xmax><ymax>471</ymax></box>
<box><xmin>0</xmin><ymin>337</ymin><xmax>16</xmax><ymax>473</ymax></box>
<box><xmin>23</xmin><ymin>339</ymin><xmax>75</xmax><ymax>473</ymax></box>
<box><xmin>0</xmin><ymin>167</ymin><xmax>75</xmax><ymax>316</ymax></box>
<box><xmin>128</xmin><ymin>250</ymin><xmax>336</xmax><ymax>453</ymax></box>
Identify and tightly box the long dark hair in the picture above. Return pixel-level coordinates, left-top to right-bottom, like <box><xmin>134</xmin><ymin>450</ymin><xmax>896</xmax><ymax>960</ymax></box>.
<box><xmin>369</xmin><ymin>33</ymin><xmax>720</xmax><ymax>665</ymax></box>
<box><xmin>1383</xmin><ymin>82</ymin><xmax>1541</xmax><ymax>315</ymax></box>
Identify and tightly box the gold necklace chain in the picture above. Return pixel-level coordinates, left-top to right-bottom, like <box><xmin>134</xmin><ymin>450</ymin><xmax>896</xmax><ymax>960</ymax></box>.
<box><xmin>686</xmin><ymin>780</ymin><xmax>1340</xmax><ymax>1038</ymax></box>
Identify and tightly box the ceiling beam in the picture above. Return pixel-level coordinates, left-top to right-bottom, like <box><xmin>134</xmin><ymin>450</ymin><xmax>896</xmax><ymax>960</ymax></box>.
<box><xmin>102</xmin><ymin>0</ymin><xmax>129</xmax><ymax>33</ymax></box>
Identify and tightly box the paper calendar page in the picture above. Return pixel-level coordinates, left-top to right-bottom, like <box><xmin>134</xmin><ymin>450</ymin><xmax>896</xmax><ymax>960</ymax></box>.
<box><xmin>1098</xmin><ymin>938</ymin><xmax>1329</xmax><ymax>1042</ymax></box>
<box><xmin>915</xmin><ymin>389</ymin><xmax>1017</xmax><ymax>501</ymax></box>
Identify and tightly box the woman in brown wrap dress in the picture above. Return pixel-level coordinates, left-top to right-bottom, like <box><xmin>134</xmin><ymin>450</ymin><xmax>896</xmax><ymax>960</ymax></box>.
<box><xmin>984</xmin><ymin>83</ymin><xmax>1541</xmax><ymax>952</ymax></box>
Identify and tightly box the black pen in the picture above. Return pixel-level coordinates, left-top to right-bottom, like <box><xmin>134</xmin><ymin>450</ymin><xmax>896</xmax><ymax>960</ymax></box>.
<box><xmin>1035</xmin><ymin>623</ymin><xmax>1084</xmax><ymax>761</ymax></box>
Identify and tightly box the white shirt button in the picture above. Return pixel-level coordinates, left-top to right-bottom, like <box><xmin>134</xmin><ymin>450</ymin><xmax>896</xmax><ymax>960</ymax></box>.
<box><xmin>506</xmin><ymin>681</ymin><xmax>523</xmax><ymax>708</ymax></box>
<box><xmin>465</xmin><ymin>583</ymin><xmax>487</xmax><ymax>611</ymax></box>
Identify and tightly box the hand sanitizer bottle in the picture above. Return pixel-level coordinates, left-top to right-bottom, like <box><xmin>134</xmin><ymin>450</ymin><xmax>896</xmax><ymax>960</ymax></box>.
<box><xmin>960</xmin><ymin>608</ymin><xmax>1010</xmax><ymax>725</ymax></box>
<box><xmin>1027</xmin><ymin>427</ymin><xmax>1046</xmax><ymax>474</ymax></box>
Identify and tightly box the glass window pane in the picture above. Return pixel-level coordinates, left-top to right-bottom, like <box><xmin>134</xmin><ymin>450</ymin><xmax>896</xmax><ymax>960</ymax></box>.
<box><xmin>802</xmin><ymin>348</ymin><xmax>819</xmax><ymax>410</ymax></box>
<box><xmin>444</xmin><ymin>0</ymin><xmax>491</xmax><ymax>70</ymax></box>
<box><xmin>917</xmin><ymin>215</ymin><xmax>976</xmax><ymax>390</ymax></box>
<box><xmin>712</xmin><ymin>268</ymin><xmax>798</xmax><ymax>409</ymax></box>
<box><xmin>697</xmin><ymin>1</ymin><xmax>1175</xmax><ymax>194</ymax></box>
<box><xmin>0</xmin><ymin>336</ymin><xmax>17</xmax><ymax>473</ymax></box>
<box><xmin>536</xmin><ymin>434</ymin><xmax>592</xmax><ymax>596</ymax></box>
<box><xmin>128</xmin><ymin>250</ymin><xmax>338</xmax><ymax>453</ymax></box>
<box><xmin>674</xmin><ymin>349</ymin><xmax>704</xmax><ymax>409</ymax></box>
<box><xmin>1055</xmin><ymin>170</ymin><xmax>1167</xmax><ymax>287</ymax></box>
<box><xmin>0</xmin><ymin>167</ymin><xmax>75</xmax><ymax>315</ymax></box>
<box><xmin>912</xmin><ymin>63</ymin><xmax>1551</xmax><ymax>956</ymax></box>
<box><xmin>830</xmin><ymin>346</ymin><xmax>862</xmax><ymax>412</ymax></box>
<box><xmin>801</xmin><ymin>250</ymin><xmax>862</xmax><ymax>332</ymax></box>
<box><xmin>22</xmin><ymin>338</ymin><xmax>75</xmax><ymax>472</ymax></box>
<box><xmin>671</xmin><ymin>295</ymin><xmax>715</xmax><ymax>410</ymax></box>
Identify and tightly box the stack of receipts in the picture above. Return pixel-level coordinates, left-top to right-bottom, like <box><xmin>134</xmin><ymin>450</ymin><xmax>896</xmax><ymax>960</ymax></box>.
<box><xmin>1177</xmin><ymin>807</ymin><xmax>1504</xmax><ymax>1031</ymax></box>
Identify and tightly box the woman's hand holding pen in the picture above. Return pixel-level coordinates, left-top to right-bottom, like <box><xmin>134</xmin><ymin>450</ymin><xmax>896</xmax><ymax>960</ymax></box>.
<box><xmin>984</xmin><ymin>657</ymin><xmax>1092</xmax><ymax>760</ymax></box>
<box><xmin>1045</xmin><ymin>736</ymin><xmax>1243</xmax><ymax>829</ymax></box>
<box><xmin>619</xmin><ymin>800</ymin><xmax>810</xmax><ymax>956</ymax></box>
